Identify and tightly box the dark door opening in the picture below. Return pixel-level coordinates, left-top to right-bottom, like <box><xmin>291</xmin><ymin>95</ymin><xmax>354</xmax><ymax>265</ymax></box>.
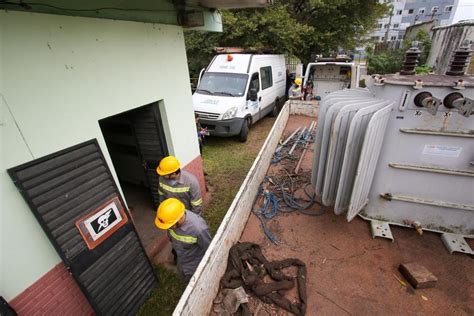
<box><xmin>99</xmin><ymin>101</ymin><xmax>168</xmax><ymax>253</ymax></box>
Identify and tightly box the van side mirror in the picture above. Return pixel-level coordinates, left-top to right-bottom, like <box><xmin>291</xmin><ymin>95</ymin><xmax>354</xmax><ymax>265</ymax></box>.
<box><xmin>249</xmin><ymin>88</ymin><xmax>258</xmax><ymax>101</ymax></box>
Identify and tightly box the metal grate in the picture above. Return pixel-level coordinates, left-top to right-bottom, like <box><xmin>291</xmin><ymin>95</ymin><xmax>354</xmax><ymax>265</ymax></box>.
<box><xmin>195</xmin><ymin>110</ymin><xmax>220</xmax><ymax>120</ymax></box>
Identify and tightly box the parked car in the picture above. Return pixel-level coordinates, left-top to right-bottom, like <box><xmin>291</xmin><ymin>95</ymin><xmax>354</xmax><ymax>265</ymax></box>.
<box><xmin>193</xmin><ymin>54</ymin><xmax>286</xmax><ymax>142</ymax></box>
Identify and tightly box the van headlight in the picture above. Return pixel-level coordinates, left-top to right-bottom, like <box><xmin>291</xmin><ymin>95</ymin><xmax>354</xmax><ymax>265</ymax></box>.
<box><xmin>222</xmin><ymin>107</ymin><xmax>238</xmax><ymax>120</ymax></box>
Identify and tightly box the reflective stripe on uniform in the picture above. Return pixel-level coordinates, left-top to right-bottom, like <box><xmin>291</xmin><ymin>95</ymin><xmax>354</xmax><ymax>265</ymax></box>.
<box><xmin>158</xmin><ymin>190</ymin><xmax>164</xmax><ymax>195</ymax></box>
<box><xmin>159</xmin><ymin>182</ymin><xmax>190</xmax><ymax>193</ymax></box>
<box><xmin>191</xmin><ymin>198</ymin><xmax>203</xmax><ymax>206</ymax></box>
<box><xmin>169</xmin><ymin>229</ymin><xmax>197</xmax><ymax>244</ymax></box>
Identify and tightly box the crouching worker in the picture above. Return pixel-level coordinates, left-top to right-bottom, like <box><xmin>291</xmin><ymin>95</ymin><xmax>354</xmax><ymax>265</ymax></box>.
<box><xmin>155</xmin><ymin>198</ymin><xmax>212</xmax><ymax>283</ymax></box>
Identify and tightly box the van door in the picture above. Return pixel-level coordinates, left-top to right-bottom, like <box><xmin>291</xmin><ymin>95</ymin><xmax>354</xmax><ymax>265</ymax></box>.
<box><xmin>259</xmin><ymin>66</ymin><xmax>274</xmax><ymax>117</ymax></box>
<box><xmin>246</xmin><ymin>72</ymin><xmax>260</xmax><ymax>122</ymax></box>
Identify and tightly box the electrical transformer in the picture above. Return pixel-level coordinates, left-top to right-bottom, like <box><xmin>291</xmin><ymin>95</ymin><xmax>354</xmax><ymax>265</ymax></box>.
<box><xmin>312</xmin><ymin>43</ymin><xmax>474</xmax><ymax>255</ymax></box>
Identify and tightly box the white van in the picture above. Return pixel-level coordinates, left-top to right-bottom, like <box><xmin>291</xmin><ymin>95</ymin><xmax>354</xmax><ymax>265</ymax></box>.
<box><xmin>302</xmin><ymin>58</ymin><xmax>359</xmax><ymax>99</ymax></box>
<box><xmin>192</xmin><ymin>54</ymin><xmax>286</xmax><ymax>142</ymax></box>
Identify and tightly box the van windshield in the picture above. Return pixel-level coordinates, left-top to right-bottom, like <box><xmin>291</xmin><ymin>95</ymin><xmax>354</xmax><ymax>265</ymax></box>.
<box><xmin>196</xmin><ymin>72</ymin><xmax>248</xmax><ymax>97</ymax></box>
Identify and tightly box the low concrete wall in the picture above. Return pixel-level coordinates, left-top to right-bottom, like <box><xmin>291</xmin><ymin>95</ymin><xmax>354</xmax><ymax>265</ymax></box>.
<box><xmin>288</xmin><ymin>100</ymin><xmax>319</xmax><ymax>117</ymax></box>
<box><xmin>173</xmin><ymin>102</ymin><xmax>318</xmax><ymax>315</ymax></box>
<box><xmin>173</xmin><ymin>104</ymin><xmax>291</xmax><ymax>315</ymax></box>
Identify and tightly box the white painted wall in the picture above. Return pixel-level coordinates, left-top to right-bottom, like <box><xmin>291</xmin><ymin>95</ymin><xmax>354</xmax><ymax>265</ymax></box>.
<box><xmin>0</xmin><ymin>10</ymin><xmax>200</xmax><ymax>300</ymax></box>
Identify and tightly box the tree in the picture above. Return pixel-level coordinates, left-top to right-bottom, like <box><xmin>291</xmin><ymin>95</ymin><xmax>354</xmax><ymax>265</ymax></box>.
<box><xmin>185</xmin><ymin>0</ymin><xmax>388</xmax><ymax>77</ymax></box>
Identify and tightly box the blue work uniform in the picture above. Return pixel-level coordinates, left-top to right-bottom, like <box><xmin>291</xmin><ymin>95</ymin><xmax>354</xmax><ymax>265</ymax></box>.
<box><xmin>168</xmin><ymin>211</ymin><xmax>212</xmax><ymax>282</ymax></box>
<box><xmin>159</xmin><ymin>170</ymin><xmax>203</xmax><ymax>215</ymax></box>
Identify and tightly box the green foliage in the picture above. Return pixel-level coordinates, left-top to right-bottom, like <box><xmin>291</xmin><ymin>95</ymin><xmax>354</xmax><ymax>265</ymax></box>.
<box><xmin>415</xmin><ymin>64</ymin><xmax>433</xmax><ymax>74</ymax></box>
<box><xmin>368</xmin><ymin>29</ymin><xmax>432</xmax><ymax>75</ymax></box>
<box><xmin>367</xmin><ymin>50</ymin><xmax>405</xmax><ymax>74</ymax></box>
<box><xmin>185</xmin><ymin>0</ymin><xmax>388</xmax><ymax>77</ymax></box>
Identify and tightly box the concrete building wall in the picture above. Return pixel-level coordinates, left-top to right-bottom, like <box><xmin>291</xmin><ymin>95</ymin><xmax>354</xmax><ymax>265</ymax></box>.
<box><xmin>1</xmin><ymin>10</ymin><xmax>200</xmax><ymax>301</ymax></box>
<box><xmin>427</xmin><ymin>21</ymin><xmax>474</xmax><ymax>74</ymax></box>
<box><xmin>402</xmin><ymin>0</ymin><xmax>455</xmax><ymax>26</ymax></box>
<box><xmin>371</xmin><ymin>0</ymin><xmax>406</xmax><ymax>42</ymax></box>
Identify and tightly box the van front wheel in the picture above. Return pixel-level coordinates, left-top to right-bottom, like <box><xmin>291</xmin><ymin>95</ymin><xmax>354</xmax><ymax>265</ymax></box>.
<box><xmin>239</xmin><ymin>118</ymin><xmax>250</xmax><ymax>142</ymax></box>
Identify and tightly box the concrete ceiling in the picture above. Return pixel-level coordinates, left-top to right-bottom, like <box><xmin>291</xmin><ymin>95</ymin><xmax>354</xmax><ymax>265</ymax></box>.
<box><xmin>0</xmin><ymin>0</ymin><xmax>272</xmax><ymax>25</ymax></box>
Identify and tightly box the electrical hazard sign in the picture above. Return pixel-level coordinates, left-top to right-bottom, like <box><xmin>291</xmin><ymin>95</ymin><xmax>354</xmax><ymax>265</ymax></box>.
<box><xmin>76</xmin><ymin>196</ymin><xmax>128</xmax><ymax>250</ymax></box>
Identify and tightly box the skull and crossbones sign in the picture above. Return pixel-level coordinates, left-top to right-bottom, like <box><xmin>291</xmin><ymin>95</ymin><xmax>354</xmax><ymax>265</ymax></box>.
<box><xmin>97</xmin><ymin>209</ymin><xmax>113</xmax><ymax>232</ymax></box>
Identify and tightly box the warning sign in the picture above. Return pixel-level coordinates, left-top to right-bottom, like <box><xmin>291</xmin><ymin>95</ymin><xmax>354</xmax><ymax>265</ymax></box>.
<box><xmin>76</xmin><ymin>196</ymin><xmax>128</xmax><ymax>249</ymax></box>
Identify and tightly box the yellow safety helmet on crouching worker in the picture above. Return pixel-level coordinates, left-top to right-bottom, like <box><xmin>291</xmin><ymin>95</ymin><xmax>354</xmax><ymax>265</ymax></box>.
<box><xmin>294</xmin><ymin>77</ymin><xmax>302</xmax><ymax>86</ymax></box>
<box><xmin>155</xmin><ymin>198</ymin><xmax>185</xmax><ymax>229</ymax></box>
<box><xmin>156</xmin><ymin>156</ymin><xmax>181</xmax><ymax>176</ymax></box>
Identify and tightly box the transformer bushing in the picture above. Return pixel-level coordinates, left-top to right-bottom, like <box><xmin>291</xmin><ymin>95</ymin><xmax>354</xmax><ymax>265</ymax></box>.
<box><xmin>400</xmin><ymin>45</ymin><xmax>421</xmax><ymax>75</ymax></box>
<box><xmin>446</xmin><ymin>40</ymin><xmax>473</xmax><ymax>76</ymax></box>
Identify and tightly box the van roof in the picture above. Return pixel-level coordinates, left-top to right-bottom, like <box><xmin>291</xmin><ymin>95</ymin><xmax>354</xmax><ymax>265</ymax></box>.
<box><xmin>207</xmin><ymin>54</ymin><xmax>252</xmax><ymax>74</ymax></box>
<box><xmin>207</xmin><ymin>54</ymin><xmax>283</xmax><ymax>74</ymax></box>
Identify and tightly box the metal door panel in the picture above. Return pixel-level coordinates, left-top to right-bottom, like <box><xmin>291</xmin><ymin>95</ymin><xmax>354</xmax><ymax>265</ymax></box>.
<box><xmin>347</xmin><ymin>104</ymin><xmax>393</xmax><ymax>221</ymax></box>
<box><xmin>131</xmin><ymin>103</ymin><xmax>168</xmax><ymax>207</ymax></box>
<box><xmin>334</xmin><ymin>101</ymin><xmax>389</xmax><ymax>214</ymax></box>
<box><xmin>8</xmin><ymin>140</ymin><xmax>157</xmax><ymax>315</ymax></box>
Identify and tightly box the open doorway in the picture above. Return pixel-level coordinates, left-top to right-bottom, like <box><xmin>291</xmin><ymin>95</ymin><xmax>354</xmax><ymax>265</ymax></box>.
<box><xmin>99</xmin><ymin>101</ymin><xmax>168</xmax><ymax>256</ymax></box>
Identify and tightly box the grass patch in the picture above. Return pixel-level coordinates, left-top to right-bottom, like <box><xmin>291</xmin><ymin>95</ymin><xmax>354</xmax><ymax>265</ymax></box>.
<box><xmin>137</xmin><ymin>266</ymin><xmax>186</xmax><ymax>316</ymax></box>
<box><xmin>202</xmin><ymin>117</ymin><xmax>274</xmax><ymax>234</ymax></box>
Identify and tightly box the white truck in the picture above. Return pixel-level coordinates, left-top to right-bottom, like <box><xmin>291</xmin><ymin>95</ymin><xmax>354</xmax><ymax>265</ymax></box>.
<box><xmin>301</xmin><ymin>58</ymin><xmax>360</xmax><ymax>100</ymax></box>
<box><xmin>193</xmin><ymin>54</ymin><xmax>286</xmax><ymax>142</ymax></box>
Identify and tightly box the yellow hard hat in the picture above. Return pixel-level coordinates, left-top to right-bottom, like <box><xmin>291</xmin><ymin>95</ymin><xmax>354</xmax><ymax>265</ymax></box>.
<box><xmin>156</xmin><ymin>156</ymin><xmax>181</xmax><ymax>176</ymax></box>
<box><xmin>155</xmin><ymin>198</ymin><xmax>185</xmax><ymax>229</ymax></box>
<box><xmin>295</xmin><ymin>77</ymin><xmax>302</xmax><ymax>86</ymax></box>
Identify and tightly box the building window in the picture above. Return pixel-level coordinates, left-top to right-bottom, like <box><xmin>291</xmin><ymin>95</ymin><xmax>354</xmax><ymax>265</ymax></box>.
<box><xmin>431</xmin><ymin>6</ymin><xmax>439</xmax><ymax>13</ymax></box>
<box><xmin>390</xmin><ymin>36</ymin><xmax>397</xmax><ymax>41</ymax></box>
<box><xmin>445</xmin><ymin>5</ymin><xmax>453</xmax><ymax>12</ymax></box>
<box><xmin>393</xmin><ymin>23</ymin><xmax>399</xmax><ymax>28</ymax></box>
<box><xmin>398</xmin><ymin>34</ymin><xmax>404</xmax><ymax>40</ymax></box>
<box><xmin>378</xmin><ymin>23</ymin><xmax>383</xmax><ymax>29</ymax></box>
<box><xmin>418</xmin><ymin>8</ymin><xmax>425</xmax><ymax>14</ymax></box>
<box><xmin>397</xmin><ymin>10</ymin><xmax>403</xmax><ymax>15</ymax></box>
<box><xmin>260</xmin><ymin>66</ymin><xmax>273</xmax><ymax>90</ymax></box>
<box><xmin>384</xmin><ymin>24</ymin><xmax>389</xmax><ymax>29</ymax></box>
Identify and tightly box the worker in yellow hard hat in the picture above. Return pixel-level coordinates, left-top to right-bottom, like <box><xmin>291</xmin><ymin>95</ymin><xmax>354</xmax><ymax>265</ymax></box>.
<box><xmin>156</xmin><ymin>156</ymin><xmax>203</xmax><ymax>215</ymax></box>
<box><xmin>155</xmin><ymin>198</ymin><xmax>211</xmax><ymax>283</ymax></box>
<box><xmin>288</xmin><ymin>77</ymin><xmax>303</xmax><ymax>100</ymax></box>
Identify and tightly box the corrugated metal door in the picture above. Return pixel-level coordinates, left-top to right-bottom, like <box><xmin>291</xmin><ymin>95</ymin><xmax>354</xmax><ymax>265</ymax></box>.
<box><xmin>8</xmin><ymin>140</ymin><xmax>157</xmax><ymax>315</ymax></box>
<box><xmin>130</xmin><ymin>103</ymin><xmax>168</xmax><ymax>207</ymax></box>
<box><xmin>347</xmin><ymin>104</ymin><xmax>393</xmax><ymax>221</ymax></box>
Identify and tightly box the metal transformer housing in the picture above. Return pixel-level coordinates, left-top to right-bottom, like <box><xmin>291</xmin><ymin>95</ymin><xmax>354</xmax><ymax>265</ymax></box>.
<box><xmin>313</xmin><ymin>74</ymin><xmax>474</xmax><ymax>240</ymax></box>
<box><xmin>364</xmin><ymin>74</ymin><xmax>474</xmax><ymax>236</ymax></box>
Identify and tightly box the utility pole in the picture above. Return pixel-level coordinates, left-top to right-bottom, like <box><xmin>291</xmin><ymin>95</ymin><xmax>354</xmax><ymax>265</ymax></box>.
<box><xmin>384</xmin><ymin>4</ymin><xmax>394</xmax><ymax>45</ymax></box>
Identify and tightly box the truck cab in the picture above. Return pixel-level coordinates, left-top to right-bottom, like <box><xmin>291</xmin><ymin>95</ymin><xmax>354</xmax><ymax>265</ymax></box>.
<box><xmin>192</xmin><ymin>54</ymin><xmax>286</xmax><ymax>142</ymax></box>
